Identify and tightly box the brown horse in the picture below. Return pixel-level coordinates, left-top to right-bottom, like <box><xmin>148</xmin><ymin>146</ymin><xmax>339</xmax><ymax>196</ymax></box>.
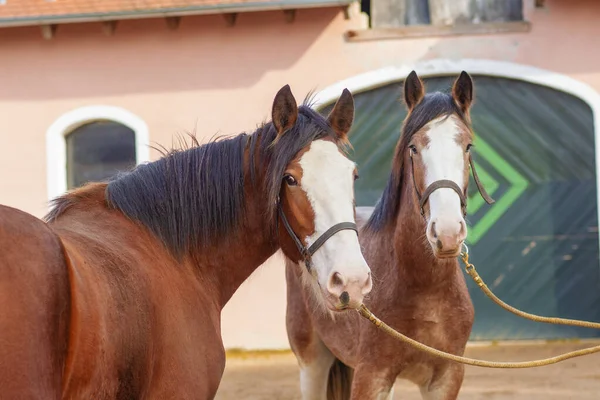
<box><xmin>0</xmin><ymin>85</ymin><xmax>373</xmax><ymax>399</ymax></box>
<box><xmin>286</xmin><ymin>71</ymin><xmax>494</xmax><ymax>399</ymax></box>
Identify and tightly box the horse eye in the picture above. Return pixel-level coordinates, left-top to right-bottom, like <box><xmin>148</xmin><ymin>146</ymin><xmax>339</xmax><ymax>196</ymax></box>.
<box><xmin>466</xmin><ymin>144</ymin><xmax>473</xmax><ymax>153</ymax></box>
<box><xmin>409</xmin><ymin>145</ymin><xmax>418</xmax><ymax>155</ymax></box>
<box><xmin>284</xmin><ymin>175</ymin><xmax>298</xmax><ymax>186</ymax></box>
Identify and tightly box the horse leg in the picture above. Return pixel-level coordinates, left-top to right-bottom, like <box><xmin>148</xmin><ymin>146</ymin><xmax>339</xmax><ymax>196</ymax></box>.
<box><xmin>349</xmin><ymin>366</ymin><xmax>395</xmax><ymax>400</ymax></box>
<box><xmin>286</xmin><ymin>258</ymin><xmax>336</xmax><ymax>399</ymax></box>
<box><xmin>419</xmin><ymin>364</ymin><xmax>464</xmax><ymax>400</ymax></box>
<box><xmin>297</xmin><ymin>339</ymin><xmax>336</xmax><ymax>399</ymax></box>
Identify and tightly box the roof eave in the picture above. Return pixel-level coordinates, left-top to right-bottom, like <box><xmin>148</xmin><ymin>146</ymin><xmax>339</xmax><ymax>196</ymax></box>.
<box><xmin>0</xmin><ymin>0</ymin><xmax>354</xmax><ymax>28</ymax></box>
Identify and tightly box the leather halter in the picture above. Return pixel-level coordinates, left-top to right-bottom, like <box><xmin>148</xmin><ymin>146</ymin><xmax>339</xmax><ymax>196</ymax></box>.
<box><xmin>277</xmin><ymin>201</ymin><xmax>358</xmax><ymax>272</ymax></box>
<box><xmin>410</xmin><ymin>152</ymin><xmax>495</xmax><ymax>217</ymax></box>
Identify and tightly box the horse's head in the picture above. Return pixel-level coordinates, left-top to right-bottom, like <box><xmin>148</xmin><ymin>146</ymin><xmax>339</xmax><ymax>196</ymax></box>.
<box><xmin>269</xmin><ymin>85</ymin><xmax>372</xmax><ymax>311</ymax></box>
<box><xmin>401</xmin><ymin>71</ymin><xmax>493</xmax><ymax>258</ymax></box>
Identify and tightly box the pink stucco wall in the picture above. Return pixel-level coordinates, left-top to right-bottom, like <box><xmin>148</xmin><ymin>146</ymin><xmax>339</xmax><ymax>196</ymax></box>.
<box><xmin>0</xmin><ymin>0</ymin><xmax>599</xmax><ymax>349</ymax></box>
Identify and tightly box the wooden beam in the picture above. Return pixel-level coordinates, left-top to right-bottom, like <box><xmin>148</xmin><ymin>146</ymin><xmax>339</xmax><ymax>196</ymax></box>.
<box><xmin>342</xmin><ymin>5</ymin><xmax>351</xmax><ymax>20</ymax></box>
<box><xmin>344</xmin><ymin>21</ymin><xmax>531</xmax><ymax>42</ymax></box>
<box><xmin>283</xmin><ymin>9</ymin><xmax>296</xmax><ymax>24</ymax></box>
<box><xmin>165</xmin><ymin>16</ymin><xmax>181</xmax><ymax>31</ymax></box>
<box><xmin>40</xmin><ymin>24</ymin><xmax>57</xmax><ymax>40</ymax></box>
<box><xmin>223</xmin><ymin>13</ymin><xmax>237</xmax><ymax>27</ymax></box>
<box><xmin>102</xmin><ymin>20</ymin><xmax>118</xmax><ymax>36</ymax></box>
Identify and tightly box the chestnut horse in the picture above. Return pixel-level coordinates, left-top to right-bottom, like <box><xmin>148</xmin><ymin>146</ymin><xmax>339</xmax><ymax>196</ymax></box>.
<box><xmin>286</xmin><ymin>71</ymin><xmax>493</xmax><ymax>399</ymax></box>
<box><xmin>0</xmin><ymin>85</ymin><xmax>373</xmax><ymax>399</ymax></box>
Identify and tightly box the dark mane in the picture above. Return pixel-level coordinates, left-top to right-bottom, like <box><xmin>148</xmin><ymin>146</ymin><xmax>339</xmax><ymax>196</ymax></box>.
<box><xmin>364</xmin><ymin>91</ymin><xmax>469</xmax><ymax>232</ymax></box>
<box><xmin>45</xmin><ymin>104</ymin><xmax>343</xmax><ymax>257</ymax></box>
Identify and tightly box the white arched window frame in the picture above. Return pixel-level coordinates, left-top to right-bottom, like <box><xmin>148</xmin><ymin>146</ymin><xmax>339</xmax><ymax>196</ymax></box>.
<box><xmin>46</xmin><ymin>105</ymin><xmax>150</xmax><ymax>201</ymax></box>
<box><xmin>312</xmin><ymin>58</ymin><xmax>600</xmax><ymax>252</ymax></box>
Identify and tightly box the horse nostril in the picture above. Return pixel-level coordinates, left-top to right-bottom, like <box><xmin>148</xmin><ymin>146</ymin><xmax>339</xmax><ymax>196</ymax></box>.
<box><xmin>430</xmin><ymin>222</ymin><xmax>438</xmax><ymax>239</ymax></box>
<box><xmin>362</xmin><ymin>272</ymin><xmax>373</xmax><ymax>295</ymax></box>
<box><xmin>339</xmin><ymin>291</ymin><xmax>350</xmax><ymax>306</ymax></box>
<box><xmin>459</xmin><ymin>221</ymin><xmax>466</xmax><ymax>237</ymax></box>
<box><xmin>332</xmin><ymin>272</ymin><xmax>344</xmax><ymax>288</ymax></box>
<box><xmin>436</xmin><ymin>239</ymin><xmax>443</xmax><ymax>250</ymax></box>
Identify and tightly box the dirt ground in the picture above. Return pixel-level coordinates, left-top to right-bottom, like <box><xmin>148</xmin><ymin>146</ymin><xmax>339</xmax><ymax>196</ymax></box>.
<box><xmin>215</xmin><ymin>342</ymin><xmax>600</xmax><ymax>399</ymax></box>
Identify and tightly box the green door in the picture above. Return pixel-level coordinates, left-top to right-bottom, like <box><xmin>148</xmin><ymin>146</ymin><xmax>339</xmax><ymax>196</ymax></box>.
<box><xmin>319</xmin><ymin>75</ymin><xmax>600</xmax><ymax>340</ymax></box>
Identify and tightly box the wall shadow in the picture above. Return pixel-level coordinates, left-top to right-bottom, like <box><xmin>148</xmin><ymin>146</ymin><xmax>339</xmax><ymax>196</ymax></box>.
<box><xmin>0</xmin><ymin>8</ymin><xmax>339</xmax><ymax>100</ymax></box>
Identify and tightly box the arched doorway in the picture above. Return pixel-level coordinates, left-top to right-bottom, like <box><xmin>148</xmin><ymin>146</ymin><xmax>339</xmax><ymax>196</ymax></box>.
<box><xmin>315</xmin><ymin>61</ymin><xmax>600</xmax><ymax>340</ymax></box>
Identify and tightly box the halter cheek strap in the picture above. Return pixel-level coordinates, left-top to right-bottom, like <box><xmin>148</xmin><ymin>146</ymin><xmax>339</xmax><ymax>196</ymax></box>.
<box><xmin>277</xmin><ymin>201</ymin><xmax>358</xmax><ymax>271</ymax></box>
<box><xmin>469</xmin><ymin>153</ymin><xmax>495</xmax><ymax>205</ymax></box>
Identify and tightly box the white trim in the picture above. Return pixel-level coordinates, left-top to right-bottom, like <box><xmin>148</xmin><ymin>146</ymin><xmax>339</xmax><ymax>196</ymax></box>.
<box><xmin>46</xmin><ymin>105</ymin><xmax>150</xmax><ymax>201</ymax></box>
<box><xmin>313</xmin><ymin>58</ymin><xmax>600</xmax><ymax>254</ymax></box>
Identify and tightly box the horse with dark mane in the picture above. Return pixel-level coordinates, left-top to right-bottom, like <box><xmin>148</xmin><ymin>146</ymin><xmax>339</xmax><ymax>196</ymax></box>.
<box><xmin>286</xmin><ymin>71</ymin><xmax>493</xmax><ymax>399</ymax></box>
<box><xmin>0</xmin><ymin>85</ymin><xmax>372</xmax><ymax>399</ymax></box>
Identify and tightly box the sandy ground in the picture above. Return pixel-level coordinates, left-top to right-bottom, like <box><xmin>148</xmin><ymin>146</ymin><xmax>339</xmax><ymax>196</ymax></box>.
<box><xmin>215</xmin><ymin>342</ymin><xmax>600</xmax><ymax>399</ymax></box>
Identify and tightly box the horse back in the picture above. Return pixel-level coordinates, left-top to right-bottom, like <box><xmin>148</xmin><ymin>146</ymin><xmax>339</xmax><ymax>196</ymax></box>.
<box><xmin>0</xmin><ymin>205</ymin><xmax>71</xmax><ymax>399</ymax></box>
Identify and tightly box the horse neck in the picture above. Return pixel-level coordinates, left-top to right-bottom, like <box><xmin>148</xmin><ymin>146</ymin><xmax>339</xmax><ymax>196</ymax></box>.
<box><xmin>392</xmin><ymin>179</ymin><xmax>459</xmax><ymax>287</ymax></box>
<box><xmin>192</xmin><ymin>160</ymin><xmax>279</xmax><ymax>309</ymax></box>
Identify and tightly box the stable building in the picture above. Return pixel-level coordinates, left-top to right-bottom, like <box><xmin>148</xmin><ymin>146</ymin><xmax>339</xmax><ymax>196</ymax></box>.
<box><xmin>1</xmin><ymin>0</ymin><xmax>599</xmax><ymax>349</ymax></box>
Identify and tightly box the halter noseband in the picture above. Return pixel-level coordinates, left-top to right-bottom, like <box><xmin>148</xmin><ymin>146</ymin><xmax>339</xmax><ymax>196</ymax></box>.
<box><xmin>277</xmin><ymin>201</ymin><xmax>358</xmax><ymax>272</ymax></box>
<box><xmin>410</xmin><ymin>152</ymin><xmax>495</xmax><ymax>217</ymax></box>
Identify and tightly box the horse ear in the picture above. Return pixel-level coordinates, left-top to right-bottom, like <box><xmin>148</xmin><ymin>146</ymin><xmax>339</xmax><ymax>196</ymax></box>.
<box><xmin>404</xmin><ymin>70</ymin><xmax>424</xmax><ymax>111</ymax></box>
<box><xmin>272</xmin><ymin>84</ymin><xmax>298</xmax><ymax>136</ymax></box>
<box><xmin>452</xmin><ymin>71</ymin><xmax>474</xmax><ymax>114</ymax></box>
<box><xmin>327</xmin><ymin>88</ymin><xmax>355</xmax><ymax>140</ymax></box>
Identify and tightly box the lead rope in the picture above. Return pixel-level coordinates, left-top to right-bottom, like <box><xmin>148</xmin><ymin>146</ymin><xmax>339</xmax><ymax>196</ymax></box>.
<box><xmin>460</xmin><ymin>244</ymin><xmax>600</xmax><ymax>330</ymax></box>
<box><xmin>357</xmin><ymin>245</ymin><xmax>600</xmax><ymax>368</ymax></box>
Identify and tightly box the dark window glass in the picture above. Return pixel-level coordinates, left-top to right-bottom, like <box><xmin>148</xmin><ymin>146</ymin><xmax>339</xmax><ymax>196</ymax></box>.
<box><xmin>66</xmin><ymin>121</ymin><xmax>136</xmax><ymax>189</ymax></box>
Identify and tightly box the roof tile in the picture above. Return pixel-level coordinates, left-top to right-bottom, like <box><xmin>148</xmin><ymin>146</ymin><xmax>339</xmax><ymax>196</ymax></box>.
<box><xmin>0</xmin><ymin>0</ymin><xmax>302</xmax><ymax>19</ymax></box>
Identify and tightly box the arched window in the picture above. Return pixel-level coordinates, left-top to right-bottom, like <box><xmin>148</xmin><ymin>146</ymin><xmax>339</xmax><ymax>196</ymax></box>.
<box><xmin>46</xmin><ymin>105</ymin><xmax>150</xmax><ymax>200</ymax></box>
<box><xmin>65</xmin><ymin>121</ymin><xmax>136</xmax><ymax>189</ymax></box>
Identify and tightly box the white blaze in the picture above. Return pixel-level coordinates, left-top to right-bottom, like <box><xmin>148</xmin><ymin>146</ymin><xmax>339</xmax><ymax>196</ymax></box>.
<box><xmin>421</xmin><ymin>116</ymin><xmax>467</xmax><ymax>241</ymax></box>
<box><xmin>298</xmin><ymin>140</ymin><xmax>371</xmax><ymax>308</ymax></box>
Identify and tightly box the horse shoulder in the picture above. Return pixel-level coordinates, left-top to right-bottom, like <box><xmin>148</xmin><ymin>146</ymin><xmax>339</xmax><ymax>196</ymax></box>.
<box><xmin>56</xmin><ymin>222</ymin><xmax>152</xmax><ymax>397</ymax></box>
<box><xmin>52</xmin><ymin>197</ymin><xmax>229</xmax><ymax>397</ymax></box>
